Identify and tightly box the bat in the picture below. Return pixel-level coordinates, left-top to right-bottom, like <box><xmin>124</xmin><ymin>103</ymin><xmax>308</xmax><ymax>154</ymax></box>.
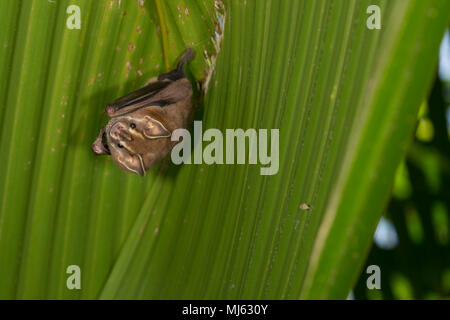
<box><xmin>92</xmin><ymin>48</ymin><xmax>195</xmax><ymax>176</ymax></box>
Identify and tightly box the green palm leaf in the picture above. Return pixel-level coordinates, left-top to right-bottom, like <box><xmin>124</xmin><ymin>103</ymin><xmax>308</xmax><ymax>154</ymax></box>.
<box><xmin>0</xmin><ymin>0</ymin><xmax>448</xmax><ymax>299</ymax></box>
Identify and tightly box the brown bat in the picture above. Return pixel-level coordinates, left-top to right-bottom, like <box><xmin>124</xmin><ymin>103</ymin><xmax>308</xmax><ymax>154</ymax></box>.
<box><xmin>92</xmin><ymin>48</ymin><xmax>195</xmax><ymax>176</ymax></box>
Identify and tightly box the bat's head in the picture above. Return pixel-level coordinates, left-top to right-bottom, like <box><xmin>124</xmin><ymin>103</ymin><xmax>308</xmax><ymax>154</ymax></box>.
<box><xmin>92</xmin><ymin>108</ymin><xmax>172</xmax><ymax>176</ymax></box>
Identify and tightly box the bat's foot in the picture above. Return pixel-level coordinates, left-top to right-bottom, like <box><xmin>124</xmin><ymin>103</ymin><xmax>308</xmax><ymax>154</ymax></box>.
<box><xmin>158</xmin><ymin>48</ymin><xmax>195</xmax><ymax>81</ymax></box>
<box><xmin>179</xmin><ymin>48</ymin><xmax>195</xmax><ymax>68</ymax></box>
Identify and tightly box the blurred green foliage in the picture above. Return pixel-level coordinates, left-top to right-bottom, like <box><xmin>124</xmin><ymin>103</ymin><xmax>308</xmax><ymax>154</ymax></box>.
<box><xmin>354</xmin><ymin>74</ymin><xmax>450</xmax><ymax>299</ymax></box>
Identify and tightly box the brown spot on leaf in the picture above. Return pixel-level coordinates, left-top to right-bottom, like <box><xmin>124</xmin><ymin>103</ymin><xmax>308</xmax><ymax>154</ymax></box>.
<box><xmin>299</xmin><ymin>203</ymin><xmax>311</xmax><ymax>211</ymax></box>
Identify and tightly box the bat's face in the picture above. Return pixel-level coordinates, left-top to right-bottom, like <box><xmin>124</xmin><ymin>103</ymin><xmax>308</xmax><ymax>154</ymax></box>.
<box><xmin>104</xmin><ymin>108</ymin><xmax>172</xmax><ymax>176</ymax></box>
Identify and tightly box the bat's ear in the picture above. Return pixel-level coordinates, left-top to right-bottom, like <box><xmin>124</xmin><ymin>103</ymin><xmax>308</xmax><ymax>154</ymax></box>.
<box><xmin>128</xmin><ymin>154</ymin><xmax>146</xmax><ymax>177</ymax></box>
<box><xmin>143</xmin><ymin>116</ymin><xmax>171</xmax><ymax>139</ymax></box>
<box><xmin>113</xmin><ymin>153</ymin><xmax>146</xmax><ymax>177</ymax></box>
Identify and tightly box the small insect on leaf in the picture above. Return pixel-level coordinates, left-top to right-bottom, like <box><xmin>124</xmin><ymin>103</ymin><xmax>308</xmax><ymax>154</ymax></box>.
<box><xmin>92</xmin><ymin>48</ymin><xmax>195</xmax><ymax>176</ymax></box>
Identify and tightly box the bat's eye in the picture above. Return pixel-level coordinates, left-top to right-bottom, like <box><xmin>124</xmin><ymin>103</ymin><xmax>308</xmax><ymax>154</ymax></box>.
<box><xmin>130</xmin><ymin>123</ymin><xmax>136</xmax><ymax>129</ymax></box>
<box><xmin>117</xmin><ymin>143</ymin><xmax>124</xmax><ymax>148</ymax></box>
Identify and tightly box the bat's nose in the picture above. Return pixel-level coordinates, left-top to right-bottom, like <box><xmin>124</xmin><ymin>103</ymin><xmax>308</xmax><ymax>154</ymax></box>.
<box><xmin>110</xmin><ymin>122</ymin><xmax>132</xmax><ymax>141</ymax></box>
